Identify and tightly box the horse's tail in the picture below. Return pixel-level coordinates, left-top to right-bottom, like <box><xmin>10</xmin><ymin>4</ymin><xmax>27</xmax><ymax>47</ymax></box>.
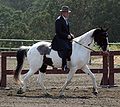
<box><xmin>14</xmin><ymin>46</ymin><xmax>30</xmax><ymax>84</ymax></box>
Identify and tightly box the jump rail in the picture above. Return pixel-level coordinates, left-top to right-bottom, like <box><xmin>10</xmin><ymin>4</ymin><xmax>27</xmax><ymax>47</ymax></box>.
<box><xmin>0</xmin><ymin>51</ymin><xmax>110</xmax><ymax>87</ymax></box>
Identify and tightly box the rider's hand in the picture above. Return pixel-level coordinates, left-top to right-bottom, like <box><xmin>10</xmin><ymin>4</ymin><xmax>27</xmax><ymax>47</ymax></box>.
<box><xmin>67</xmin><ymin>35</ymin><xmax>71</xmax><ymax>39</ymax></box>
<box><xmin>70</xmin><ymin>33</ymin><xmax>74</xmax><ymax>39</ymax></box>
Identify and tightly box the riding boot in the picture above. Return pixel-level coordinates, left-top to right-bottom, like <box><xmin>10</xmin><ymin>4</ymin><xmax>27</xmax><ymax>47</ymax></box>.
<box><xmin>67</xmin><ymin>50</ymin><xmax>72</xmax><ymax>61</ymax></box>
<box><xmin>62</xmin><ymin>57</ymin><xmax>69</xmax><ymax>72</ymax></box>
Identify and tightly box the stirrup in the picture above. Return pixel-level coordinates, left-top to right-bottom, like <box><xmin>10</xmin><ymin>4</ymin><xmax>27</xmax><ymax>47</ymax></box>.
<box><xmin>62</xmin><ymin>65</ymin><xmax>69</xmax><ymax>72</ymax></box>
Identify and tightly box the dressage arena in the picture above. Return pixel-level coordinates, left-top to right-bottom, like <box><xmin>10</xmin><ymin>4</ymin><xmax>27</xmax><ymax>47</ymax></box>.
<box><xmin>0</xmin><ymin>54</ymin><xmax>120</xmax><ymax>107</ymax></box>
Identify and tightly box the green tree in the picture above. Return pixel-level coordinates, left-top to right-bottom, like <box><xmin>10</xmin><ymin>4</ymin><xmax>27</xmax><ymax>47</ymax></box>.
<box><xmin>0</xmin><ymin>0</ymin><xmax>120</xmax><ymax>42</ymax></box>
<box><xmin>87</xmin><ymin>0</ymin><xmax>120</xmax><ymax>42</ymax></box>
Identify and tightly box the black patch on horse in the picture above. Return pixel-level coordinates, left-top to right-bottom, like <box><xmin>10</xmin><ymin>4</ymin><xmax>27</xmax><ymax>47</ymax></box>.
<box><xmin>37</xmin><ymin>44</ymin><xmax>51</xmax><ymax>55</ymax></box>
<box><xmin>92</xmin><ymin>28</ymin><xmax>108</xmax><ymax>51</ymax></box>
<box><xmin>39</xmin><ymin>64</ymin><xmax>47</xmax><ymax>73</ymax></box>
<box><xmin>43</xmin><ymin>55</ymin><xmax>53</xmax><ymax>67</ymax></box>
<box><xmin>40</xmin><ymin>55</ymin><xmax>54</xmax><ymax>73</ymax></box>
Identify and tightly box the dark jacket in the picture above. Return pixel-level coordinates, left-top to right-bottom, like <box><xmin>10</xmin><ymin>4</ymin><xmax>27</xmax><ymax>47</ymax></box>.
<box><xmin>51</xmin><ymin>16</ymin><xmax>72</xmax><ymax>51</ymax></box>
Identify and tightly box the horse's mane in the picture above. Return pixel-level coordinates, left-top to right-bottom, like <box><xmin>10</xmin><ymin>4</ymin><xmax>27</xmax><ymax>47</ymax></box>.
<box><xmin>74</xmin><ymin>29</ymin><xmax>96</xmax><ymax>44</ymax></box>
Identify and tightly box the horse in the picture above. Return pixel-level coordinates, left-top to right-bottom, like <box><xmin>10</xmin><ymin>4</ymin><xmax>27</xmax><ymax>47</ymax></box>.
<box><xmin>14</xmin><ymin>28</ymin><xmax>109</xmax><ymax>96</ymax></box>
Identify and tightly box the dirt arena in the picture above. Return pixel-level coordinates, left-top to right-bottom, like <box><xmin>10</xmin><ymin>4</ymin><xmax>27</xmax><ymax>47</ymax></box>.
<box><xmin>0</xmin><ymin>56</ymin><xmax>120</xmax><ymax>107</ymax></box>
<box><xmin>0</xmin><ymin>73</ymin><xmax>120</xmax><ymax>107</ymax></box>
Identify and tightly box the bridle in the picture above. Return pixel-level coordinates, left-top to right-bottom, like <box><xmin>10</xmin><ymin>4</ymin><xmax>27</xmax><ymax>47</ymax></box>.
<box><xmin>73</xmin><ymin>31</ymin><xmax>108</xmax><ymax>52</ymax></box>
<box><xmin>73</xmin><ymin>40</ymin><xmax>96</xmax><ymax>52</ymax></box>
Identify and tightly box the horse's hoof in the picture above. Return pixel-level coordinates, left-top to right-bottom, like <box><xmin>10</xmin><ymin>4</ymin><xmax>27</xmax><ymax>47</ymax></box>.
<box><xmin>59</xmin><ymin>94</ymin><xmax>65</xmax><ymax>98</ymax></box>
<box><xmin>17</xmin><ymin>88</ymin><xmax>24</xmax><ymax>94</ymax></box>
<box><xmin>92</xmin><ymin>90</ymin><xmax>98</xmax><ymax>96</ymax></box>
<box><xmin>59</xmin><ymin>91</ymin><xmax>65</xmax><ymax>97</ymax></box>
<box><xmin>93</xmin><ymin>91</ymin><xmax>98</xmax><ymax>96</ymax></box>
<box><xmin>92</xmin><ymin>88</ymin><xmax>98</xmax><ymax>96</ymax></box>
<box><xmin>45</xmin><ymin>93</ymin><xmax>52</xmax><ymax>97</ymax></box>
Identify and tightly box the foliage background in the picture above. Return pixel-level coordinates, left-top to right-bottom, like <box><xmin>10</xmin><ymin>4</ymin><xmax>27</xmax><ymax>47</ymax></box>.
<box><xmin>0</xmin><ymin>0</ymin><xmax>120</xmax><ymax>42</ymax></box>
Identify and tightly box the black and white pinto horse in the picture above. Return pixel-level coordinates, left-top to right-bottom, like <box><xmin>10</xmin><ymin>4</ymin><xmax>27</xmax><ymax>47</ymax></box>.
<box><xmin>14</xmin><ymin>28</ymin><xmax>108</xmax><ymax>96</ymax></box>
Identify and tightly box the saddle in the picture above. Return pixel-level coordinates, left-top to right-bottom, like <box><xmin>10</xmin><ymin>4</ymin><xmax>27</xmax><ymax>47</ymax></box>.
<box><xmin>37</xmin><ymin>44</ymin><xmax>72</xmax><ymax>61</ymax></box>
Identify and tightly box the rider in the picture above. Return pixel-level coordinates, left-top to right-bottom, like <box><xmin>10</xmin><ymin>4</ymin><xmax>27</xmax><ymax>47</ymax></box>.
<box><xmin>51</xmin><ymin>6</ymin><xmax>74</xmax><ymax>72</ymax></box>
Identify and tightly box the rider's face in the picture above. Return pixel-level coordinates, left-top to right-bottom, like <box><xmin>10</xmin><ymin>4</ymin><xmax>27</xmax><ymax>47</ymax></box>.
<box><xmin>62</xmin><ymin>11</ymin><xmax>70</xmax><ymax>19</ymax></box>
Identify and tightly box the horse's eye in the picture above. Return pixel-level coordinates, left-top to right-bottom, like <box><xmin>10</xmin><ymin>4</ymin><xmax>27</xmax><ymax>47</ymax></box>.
<box><xmin>103</xmin><ymin>32</ymin><xmax>108</xmax><ymax>37</ymax></box>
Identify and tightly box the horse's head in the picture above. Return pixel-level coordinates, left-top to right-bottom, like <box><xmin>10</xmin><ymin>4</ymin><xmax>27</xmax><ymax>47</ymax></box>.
<box><xmin>92</xmin><ymin>27</ymin><xmax>109</xmax><ymax>51</ymax></box>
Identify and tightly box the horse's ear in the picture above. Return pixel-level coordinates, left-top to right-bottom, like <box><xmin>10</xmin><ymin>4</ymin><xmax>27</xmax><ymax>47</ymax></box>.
<box><xmin>103</xmin><ymin>25</ymin><xmax>110</xmax><ymax>31</ymax></box>
<box><xmin>99</xmin><ymin>26</ymin><xmax>109</xmax><ymax>32</ymax></box>
<box><xmin>100</xmin><ymin>27</ymin><xmax>103</xmax><ymax>30</ymax></box>
<box><xmin>105</xmin><ymin>27</ymin><xmax>110</xmax><ymax>32</ymax></box>
<box><xmin>98</xmin><ymin>26</ymin><xmax>103</xmax><ymax>31</ymax></box>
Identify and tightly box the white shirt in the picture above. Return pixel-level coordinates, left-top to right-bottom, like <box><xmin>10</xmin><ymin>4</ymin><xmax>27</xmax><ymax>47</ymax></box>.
<box><xmin>62</xmin><ymin>15</ymin><xmax>68</xmax><ymax>25</ymax></box>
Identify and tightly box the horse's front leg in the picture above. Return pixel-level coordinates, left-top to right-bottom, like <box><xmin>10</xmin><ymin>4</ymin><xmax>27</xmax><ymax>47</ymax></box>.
<box><xmin>59</xmin><ymin>66</ymin><xmax>77</xmax><ymax>96</ymax></box>
<box><xmin>81</xmin><ymin>65</ymin><xmax>98</xmax><ymax>95</ymax></box>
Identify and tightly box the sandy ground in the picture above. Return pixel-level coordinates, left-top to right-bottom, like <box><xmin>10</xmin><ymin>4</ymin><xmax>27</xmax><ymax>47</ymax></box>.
<box><xmin>0</xmin><ymin>74</ymin><xmax>120</xmax><ymax>107</ymax></box>
<box><xmin>0</xmin><ymin>55</ymin><xmax>120</xmax><ymax>107</ymax></box>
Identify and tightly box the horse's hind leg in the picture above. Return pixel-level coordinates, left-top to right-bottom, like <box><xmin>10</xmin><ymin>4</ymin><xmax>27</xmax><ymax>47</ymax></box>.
<box><xmin>37</xmin><ymin>71</ymin><xmax>50</xmax><ymax>95</ymax></box>
<box><xmin>59</xmin><ymin>66</ymin><xmax>77</xmax><ymax>96</ymax></box>
<box><xmin>22</xmin><ymin>68</ymin><xmax>36</xmax><ymax>92</ymax></box>
<box><xmin>17</xmin><ymin>68</ymin><xmax>36</xmax><ymax>94</ymax></box>
<box><xmin>81</xmin><ymin>65</ymin><xmax>98</xmax><ymax>95</ymax></box>
<box><xmin>37</xmin><ymin>64</ymin><xmax>50</xmax><ymax>95</ymax></box>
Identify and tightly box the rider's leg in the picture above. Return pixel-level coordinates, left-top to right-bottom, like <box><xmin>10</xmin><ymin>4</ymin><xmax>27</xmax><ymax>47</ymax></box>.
<box><xmin>62</xmin><ymin>49</ymin><xmax>69</xmax><ymax>72</ymax></box>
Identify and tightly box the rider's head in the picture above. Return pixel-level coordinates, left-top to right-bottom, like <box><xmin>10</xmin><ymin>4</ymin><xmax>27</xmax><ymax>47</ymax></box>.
<box><xmin>60</xmin><ymin>6</ymin><xmax>71</xmax><ymax>19</ymax></box>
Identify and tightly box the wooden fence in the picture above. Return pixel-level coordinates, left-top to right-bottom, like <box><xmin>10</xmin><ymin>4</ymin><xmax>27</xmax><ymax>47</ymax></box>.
<box><xmin>108</xmin><ymin>51</ymin><xmax>120</xmax><ymax>86</ymax></box>
<box><xmin>0</xmin><ymin>51</ymin><xmax>111</xmax><ymax>87</ymax></box>
<box><xmin>0</xmin><ymin>39</ymin><xmax>120</xmax><ymax>87</ymax></box>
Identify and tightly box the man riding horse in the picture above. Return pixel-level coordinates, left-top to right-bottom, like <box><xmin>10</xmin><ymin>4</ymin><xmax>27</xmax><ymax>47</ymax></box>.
<box><xmin>51</xmin><ymin>6</ymin><xmax>74</xmax><ymax>72</ymax></box>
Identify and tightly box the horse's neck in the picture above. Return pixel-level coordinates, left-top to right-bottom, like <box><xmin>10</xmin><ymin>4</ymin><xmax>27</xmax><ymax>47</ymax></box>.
<box><xmin>74</xmin><ymin>29</ymin><xmax>95</xmax><ymax>47</ymax></box>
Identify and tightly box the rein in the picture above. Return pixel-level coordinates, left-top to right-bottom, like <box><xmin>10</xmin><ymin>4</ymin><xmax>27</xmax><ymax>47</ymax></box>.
<box><xmin>73</xmin><ymin>40</ymin><xmax>96</xmax><ymax>52</ymax></box>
